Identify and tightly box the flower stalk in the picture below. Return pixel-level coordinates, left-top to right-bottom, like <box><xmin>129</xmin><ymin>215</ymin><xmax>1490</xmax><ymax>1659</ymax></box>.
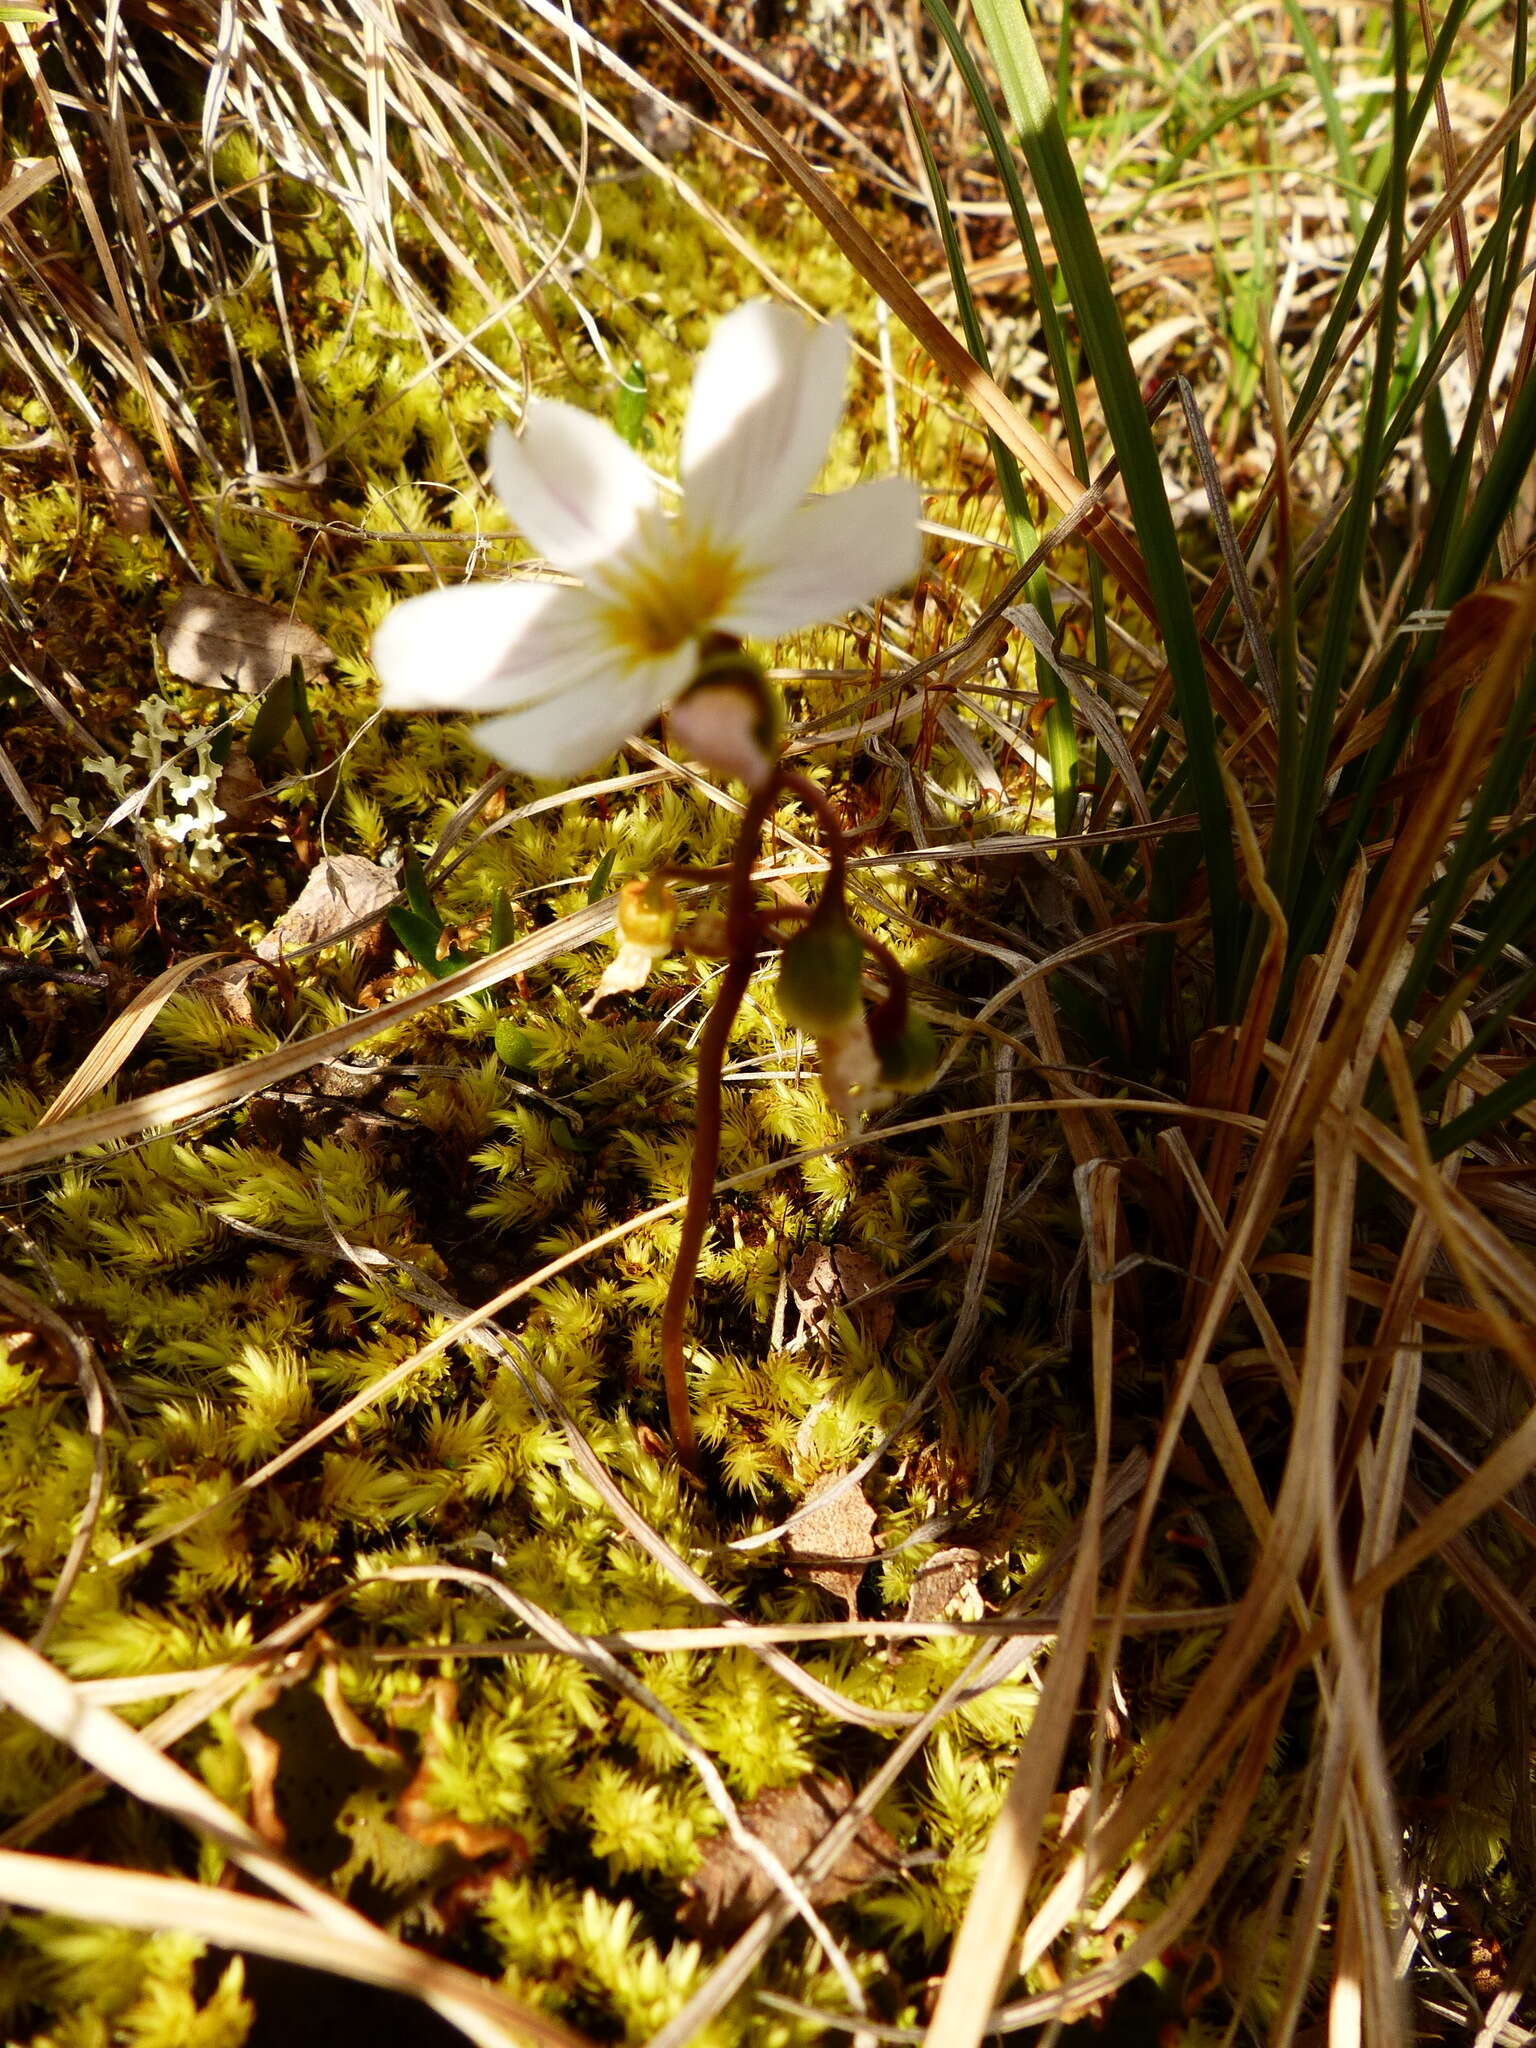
<box><xmin>656</xmin><ymin>748</ymin><xmax>936</xmax><ymax>1477</ymax></box>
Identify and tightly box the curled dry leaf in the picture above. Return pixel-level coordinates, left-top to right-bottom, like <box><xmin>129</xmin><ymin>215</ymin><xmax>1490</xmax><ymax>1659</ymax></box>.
<box><xmin>190</xmin><ymin>958</ymin><xmax>262</xmax><ymax>1028</ymax></box>
<box><xmin>392</xmin><ymin>1679</ymin><xmax>530</xmax><ymax>1894</ymax></box>
<box><xmin>395</xmin><ymin>1768</ymin><xmax>530</xmax><ymax>1864</ymax></box>
<box><xmin>783</xmin><ymin>1468</ymin><xmax>878</xmax><ymax>1619</ymax></box>
<box><xmin>230</xmin><ymin>1639</ymin><xmax>399</xmax><ymax>1865</ymax></box>
<box><xmin>211</xmin><ymin>742</ymin><xmax>271</xmax><ymax>833</ymax></box>
<box><xmin>580</xmin><ymin>937</ymin><xmax>662</xmax><ymax>1014</ymax></box>
<box><xmin>787</xmin><ymin>1242</ymin><xmax>894</xmax><ymax>1350</ymax></box>
<box><xmin>160</xmin><ymin>585</ymin><xmax>333</xmax><ymax>695</ymax></box>
<box><xmin>903</xmin><ymin>1547</ymin><xmax>984</xmax><ymax>1624</ymax></box>
<box><xmin>254</xmin><ymin>854</ymin><xmax>397</xmax><ymax>962</ymax></box>
<box><xmin>677</xmin><ymin>1777</ymin><xmax>901</xmax><ymax>1943</ymax></box>
<box><xmin>89</xmin><ymin>418</ymin><xmax>154</xmax><ymax>536</ymax></box>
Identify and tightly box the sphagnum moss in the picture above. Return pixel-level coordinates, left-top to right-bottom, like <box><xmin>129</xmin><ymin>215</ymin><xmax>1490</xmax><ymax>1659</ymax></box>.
<box><xmin>0</xmin><ymin>35</ymin><xmax>1080</xmax><ymax>2034</ymax></box>
<box><xmin>15</xmin><ymin>2</ymin><xmax>1503</xmax><ymax>2042</ymax></box>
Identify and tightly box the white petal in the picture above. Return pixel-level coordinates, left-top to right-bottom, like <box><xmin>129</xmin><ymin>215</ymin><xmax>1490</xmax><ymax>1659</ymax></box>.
<box><xmin>470</xmin><ymin>649</ymin><xmax>694</xmax><ymax>780</ymax></box>
<box><xmin>490</xmin><ymin>403</ymin><xmax>657</xmax><ymax>571</ymax></box>
<box><xmin>680</xmin><ymin>301</ymin><xmax>849</xmax><ymax>543</ymax></box>
<box><xmin>372</xmin><ymin>580</ymin><xmax>609</xmax><ymax>713</ymax></box>
<box><xmin>716</xmin><ymin>477</ymin><xmax>923</xmax><ymax>638</ymax></box>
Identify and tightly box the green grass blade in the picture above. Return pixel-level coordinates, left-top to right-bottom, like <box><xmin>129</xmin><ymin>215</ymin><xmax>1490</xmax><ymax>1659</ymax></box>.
<box><xmin>966</xmin><ymin>0</ymin><xmax>1239</xmax><ymax>1004</ymax></box>
<box><xmin>1432</xmin><ymin>1060</ymin><xmax>1536</xmax><ymax>1159</ymax></box>
<box><xmin>1421</xmin><ymin>954</ymin><xmax>1536</xmax><ymax>1112</ymax></box>
<box><xmin>1270</xmin><ymin>0</ymin><xmax>1412</xmax><ymax>927</ymax></box>
<box><xmin>1394</xmin><ymin>656</ymin><xmax>1536</xmax><ymax>1049</ymax></box>
<box><xmin>919</xmin><ymin>0</ymin><xmax>1109</xmax><ymax>674</ymax></box>
<box><xmin>906</xmin><ymin>90</ymin><xmax>1079</xmax><ymax>830</ymax></box>
<box><xmin>1437</xmin><ymin>270</ymin><xmax>1536</xmax><ymax>602</ymax></box>
<box><xmin>1285</xmin><ymin>0</ymin><xmax>1474</xmax><ymax>433</ymax></box>
<box><xmin>1278</xmin><ymin>0</ymin><xmax>1366</xmax><ymax>238</ymax></box>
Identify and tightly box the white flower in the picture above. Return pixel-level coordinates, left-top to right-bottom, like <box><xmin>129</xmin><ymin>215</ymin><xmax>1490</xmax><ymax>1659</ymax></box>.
<box><xmin>370</xmin><ymin>300</ymin><xmax>922</xmax><ymax>781</ymax></box>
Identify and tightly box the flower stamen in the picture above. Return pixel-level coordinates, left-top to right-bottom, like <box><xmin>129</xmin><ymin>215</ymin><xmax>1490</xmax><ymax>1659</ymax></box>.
<box><xmin>594</xmin><ymin>514</ymin><xmax>741</xmax><ymax>659</ymax></box>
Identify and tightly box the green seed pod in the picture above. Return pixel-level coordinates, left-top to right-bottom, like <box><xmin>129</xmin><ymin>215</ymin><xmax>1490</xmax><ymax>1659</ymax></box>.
<box><xmin>775</xmin><ymin>910</ymin><xmax>865</xmax><ymax>1032</ymax></box>
<box><xmin>871</xmin><ymin>1010</ymin><xmax>939</xmax><ymax>1090</ymax></box>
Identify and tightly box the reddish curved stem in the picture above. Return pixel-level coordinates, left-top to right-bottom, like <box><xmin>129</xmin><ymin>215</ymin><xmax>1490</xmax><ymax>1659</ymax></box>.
<box><xmin>657</xmin><ymin>773</ymin><xmax>783</xmax><ymax>1475</ymax></box>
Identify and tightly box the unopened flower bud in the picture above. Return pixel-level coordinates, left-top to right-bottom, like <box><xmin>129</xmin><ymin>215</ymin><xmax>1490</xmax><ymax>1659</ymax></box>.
<box><xmin>616</xmin><ymin>875</ymin><xmax>678</xmax><ymax>954</ymax></box>
<box><xmin>776</xmin><ymin>904</ymin><xmax>866</xmax><ymax>1033</ymax></box>
<box><xmin>667</xmin><ymin>647</ymin><xmax>781</xmax><ymax>791</ymax></box>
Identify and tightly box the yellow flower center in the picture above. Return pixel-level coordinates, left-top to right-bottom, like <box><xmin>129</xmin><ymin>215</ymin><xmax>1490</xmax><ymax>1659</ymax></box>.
<box><xmin>596</xmin><ymin>514</ymin><xmax>740</xmax><ymax>660</ymax></box>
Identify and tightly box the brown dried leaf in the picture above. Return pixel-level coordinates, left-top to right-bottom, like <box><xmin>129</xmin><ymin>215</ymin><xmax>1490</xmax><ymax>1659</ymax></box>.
<box><xmin>230</xmin><ymin>1639</ymin><xmax>400</xmax><ymax>1861</ymax></box>
<box><xmin>160</xmin><ymin>585</ymin><xmax>332</xmax><ymax>695</ymax></box>
<box><xmin>832</xmin><ymin>1245</ymin><xmax>894</xmax><ymax>1345</ymax></box>
<box><xmin>677</xmin><ymin>1778</ymin><xmax>901</xmax><ymax>1942</ymax></box>
<box><xmin>89</xmin><ymin>418</ymin><xmax>154</xmax><ymax>536</ymax></box>
<box><xmin>904</xmin><ymin>1547</ymin><xmax>984</xmax><ymax>1624</ymax></box>
<box><xmin>394</xmin><ymin>1772</ymin><xmax>529</xmax><ymax>1863</ymax></box>
<box><xmin>212</xmin><ymin>743</ymin><xmax>272</xmax><ymax>834</ymax></box>
<box><xmin>629</xmin><ymin>85</ymin><xmax>695</xmax><ymax>158</ymax></box>
<box><xmin>190</xmin><ymin>959</ymin><xmax>261</xmax><ymax>1028</ymax></box>
<box><xmin>787</xmin><ymin>1244</ymin><xmax>839</xmax><ymax>1336</ymax></box>
<box><xmin>787</xmin><ymin>1242</ymin><xmax>893</xmax><ymax>1349</ymax></box>
<box><xmin>784</xmin><ymin>1469</ymin><xmax>878</xmax><ymax>1619</ymax></box>
<box><xmin>392</xmin><ymin>1676</ymin><xmax>529</xmax><ymax>1869</ymax></box>
<box><xmin>254</xmin><ymin>855</ymin><xmax>397</xmax><ymax>962</ymax></box>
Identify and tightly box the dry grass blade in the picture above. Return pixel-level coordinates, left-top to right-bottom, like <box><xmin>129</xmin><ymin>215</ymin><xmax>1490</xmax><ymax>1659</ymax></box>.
<box><xmin>648</xmin><ymin>1457</ymin><xmax>1151</xmax><ymax>2048</ymax></box>
<box><xmin>0</xmin><ymin>899</ymin><xmax>614</xmax><ymax>1179</ymax></box>
<box><xmin>0</xmin><ymin>154</ymin><xmax>57</xmax><ymax>220</ymax></box>
<box><xmin>920</xmin><ymin>1161</ymin><xmax>1118</xmax><ymax>2045</ymax></box>
<box><xmin>374</xmin><ymin>1564</ymin><xmax>867</xmax><ymax>2011</ymax></box>
<box><xmin>6</xmin><ymin>32</ymin><xmax>193</xmax><ymax>510</ymax></box>
<box><xmin>0</xmin><ymin>1630</ymin><xmax>588</xmax><ymax>2048</ymax></box>
<box><xmin>645</xmin><ymin>18</ymin><xmax>1121</xmax><ymax>543</ymax></box>
<box><xmin>63</xmin><ymin>1607</ymin><xmax>1234</xmax><ymax>1701</ymax></box>
<box><xmin>654</xmin><ymin>9</ymin><xmax>1294</xmax><ymax>802</ymax></box>
<box><xmin>101</xmin><ymin>1091</ymin><xmax>1254</xmax><ymax>1579</ymax></box>
<box><xmin>7</xmin><ymin>5</ymin><xmax>1534</xmax><ymax>2032</ymax></box>
<box><xmin>1271</xmin><ymin>1034</ymin><xmax>1404</xmax><ymax>2048</ymax></box>
<box><xmin>0</xmin><ymin>1277</ymin><xmax>110</xmax><ymax>1655</ymax></box>
<box><xmin>34</xmin><ymin>948</ymin><xmax>228</xmax><ymax>1127</ymax></box>
<box><xmin>0</xmin><ymin>1594</ymin><xmax>349</xmax><ymax>1852</ymax></box>
<box><xmin>0</xmin><ymin>1853</ymin><xmax>583</xmax><ymax>2047</ymax></box>
<box><xmin>1008</xmin><ymin>872</ymin><xmax>1371</xmax><ymax>1972</ymax></box>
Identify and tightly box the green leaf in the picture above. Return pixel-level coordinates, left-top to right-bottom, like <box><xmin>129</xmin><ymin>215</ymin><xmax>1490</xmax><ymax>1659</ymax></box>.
<box><xmin>387</xmin><ymin>905</ymin><xmax>450</xmax><ymax>977</ymax></box>
<box><xmin>587</xmin><ymin>847</ymin><xmax>618</xmax><ymax>904</ymax></box>
<box><xmin>402</xmin><ymin>852</ymin><xmax>440</xmax><ymax>929</ymax></box>
<box><xmin>247</xmin><ymin>665</ymin><xmax>297</xmax><ymax>763</ymax></box>
<box><xmin>966</xmin><ymin>0</ymin><xmax>1239</xmax><ymax>1005</ymax></box>
<box><xmin>248</xmin><ymin>656</ymin><xmax>317</xmax><ymax>767</ymax></box>
<box><xmin>905</xmin><ymin>76</ymin><xmax>1078</xmax><ymax>831</ymax></box>
<box><xmin>488</xmin><ymin>887</ymin><xmax>515</xmax><ymax>954</ymax></box>
<box><xmin>615</xmin><ymin>362</ymin><xmax>648</xmax><ymax>448</ymax></box>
